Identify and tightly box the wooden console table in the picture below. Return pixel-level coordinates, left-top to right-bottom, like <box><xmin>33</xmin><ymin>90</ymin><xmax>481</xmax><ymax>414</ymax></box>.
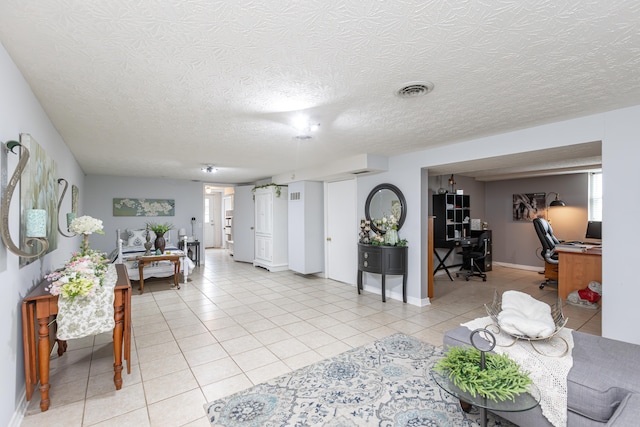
<box><xmin>138</xmin><ymin>253</ymin><xmax>181</xmax><ymax>293</ymax></box>
<box><xmin>357</xmin><ymin>243</ymin><xmax>408</xmax><ymax>302</ymax></box>
<box><xmin>21</xmin><ymin>264</ymin><xmax>131</xmax><ymax>412</ymax></box>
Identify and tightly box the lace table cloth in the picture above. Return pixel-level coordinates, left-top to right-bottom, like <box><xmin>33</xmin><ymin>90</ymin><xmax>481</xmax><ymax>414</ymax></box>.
<box><xmin>462</xmin><ymin>316</ymin><xmax>574</xmax><ymax>427</ymax></box>
<box><xmin>56</xmin><ymin>264</ymin><xmax>116</xmax><ymax>340</ymax></box>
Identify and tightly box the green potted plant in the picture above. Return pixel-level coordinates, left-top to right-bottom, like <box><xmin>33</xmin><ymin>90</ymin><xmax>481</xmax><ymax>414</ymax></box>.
<box><xmin>146</xmin><ymin>222</ymin><xmax>173</xmax><ymax>253</ymax></box>
<box><xmin>434</xmin><ymin>346</ymin><xmax>532</xmax><ymax>402</ymax></box>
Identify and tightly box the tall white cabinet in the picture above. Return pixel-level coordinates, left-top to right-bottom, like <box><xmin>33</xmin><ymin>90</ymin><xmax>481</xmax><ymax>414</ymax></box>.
<box><xmin>253</xmin><ymin>185</ymin><xmax>288</xmax><ymax>271</ymax></box>
<box><xmin>288</xmin><ymin>181</ymin><xmax>324</xmax><ymax>274</ymax></box>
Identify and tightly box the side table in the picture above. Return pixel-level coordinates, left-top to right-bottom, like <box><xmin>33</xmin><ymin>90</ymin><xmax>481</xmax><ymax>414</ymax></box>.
<box><xmin>432</xmin><ymin>328</ymin><xmax>540</xmax><ymax>427</ymax></box>
<box><xmin>431</xmin><ymin>370</ymin><xmax>540</xmax><ymax>427</ymax></box>
<box><xmin>179</xmin><ymin>240</ymin><xmax>200</xmax><ymax>266</ymax></box>
<box><xmin>138</xmin><ymin>254</ymin><xmax>181</xmax><ymax>294</ymax></box>
<box><xmin>357</xmin><ymin>244</ymin><xmax>407</xmax><ymax>302</ymax></box>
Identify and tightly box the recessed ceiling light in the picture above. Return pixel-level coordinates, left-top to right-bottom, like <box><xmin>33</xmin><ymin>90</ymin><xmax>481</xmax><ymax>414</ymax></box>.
<box><xmin>395</xmin><ymin>81</ymin><xmax>434</xmax><ymax>98</ymax></box>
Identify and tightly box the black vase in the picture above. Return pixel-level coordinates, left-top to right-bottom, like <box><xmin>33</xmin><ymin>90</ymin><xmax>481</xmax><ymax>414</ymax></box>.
<box><xmin>154</xmin><ymin>234</ymin><xmax>166</xmax><ymax>254</ymax></box>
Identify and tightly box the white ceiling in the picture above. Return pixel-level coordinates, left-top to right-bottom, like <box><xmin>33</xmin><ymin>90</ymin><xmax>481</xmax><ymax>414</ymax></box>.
<box><xmin>1</xmin><ymin>1</ymin><xmax>638</xmax><ymax>184</ymax></box>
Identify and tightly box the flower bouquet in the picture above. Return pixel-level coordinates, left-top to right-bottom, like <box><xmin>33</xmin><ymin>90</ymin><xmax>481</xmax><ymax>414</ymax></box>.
<box><xmin>47</xmin><ymin>215</ymin><xmax>108</xmax><ymax>300</ymax></box>
<box><xmin>69</xmin><ymin>215</ymin><xmax>105</xmax><ymax>256</ymax></box>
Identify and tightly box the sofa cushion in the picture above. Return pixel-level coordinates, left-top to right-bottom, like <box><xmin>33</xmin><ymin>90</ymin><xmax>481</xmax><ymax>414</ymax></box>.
<box><xmin>568</xmin><ymin>331</ymin><xmax>640</xmax><ymax>422</ymax></box>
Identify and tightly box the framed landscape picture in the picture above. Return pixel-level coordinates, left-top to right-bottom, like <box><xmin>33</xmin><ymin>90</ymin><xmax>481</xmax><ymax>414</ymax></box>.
<box><xmin>113</xmin><ymin>198</ymin><xmax>175</xmax><ymax>217</ymax></box>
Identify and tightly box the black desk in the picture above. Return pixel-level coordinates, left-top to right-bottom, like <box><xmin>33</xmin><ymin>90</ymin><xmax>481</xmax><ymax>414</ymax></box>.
<box><xmin>178</xmin><ymin>240</ymin><xmax>200</xmax><ymax>266</ymax></box>
<box><xmin>433</xmin><ymin>238</ymin><xmax>475</xmax><ymax>281</ymax></box>
<box><xmin>357</xmin><ymin>244</ymin><xmax>408</xmax><ymax>302</ymax></box>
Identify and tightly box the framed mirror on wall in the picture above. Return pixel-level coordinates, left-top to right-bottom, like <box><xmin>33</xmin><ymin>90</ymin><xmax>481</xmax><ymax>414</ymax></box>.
<box><xmin>365</xmin><ymin>183</ymin><xmax>407</xmax><ymax>234</ymax></box>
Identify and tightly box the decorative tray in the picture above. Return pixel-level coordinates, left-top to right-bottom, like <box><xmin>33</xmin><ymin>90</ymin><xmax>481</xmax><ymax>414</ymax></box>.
<box><xmin>484</xmin><ymin>290</ymin><xmax>568</xmax><ymax>342</ymax></box>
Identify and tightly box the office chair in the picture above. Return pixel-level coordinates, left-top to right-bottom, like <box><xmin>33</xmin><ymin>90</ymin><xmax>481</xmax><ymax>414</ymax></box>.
<box><xmin>456</xmin><ymin>232</ymin><xmax>489</xmax><ymax>281</ymax></box>
<box><xmin>533</xmin><ymin>217</ymin><xmax>560</xmax><ymax>289</ymax></box>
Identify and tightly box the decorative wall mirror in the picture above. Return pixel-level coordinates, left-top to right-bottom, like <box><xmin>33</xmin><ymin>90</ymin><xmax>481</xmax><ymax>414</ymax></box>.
<box><xmin>365</xmin><ymin>183</ymin><xmax>407</xmax><ymax>234</ymax></box>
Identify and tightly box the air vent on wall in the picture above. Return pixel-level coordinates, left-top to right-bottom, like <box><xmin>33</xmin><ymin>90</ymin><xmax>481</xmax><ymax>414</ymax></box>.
<box><xmin>290</xmin><ymin>192</ymin><xmax>301</xmax><ymax>201</ymax></box>
<box><xmin>395</xmin><ymin>81</ymin><xmax>434</xmax><ymax>98</ymax></box>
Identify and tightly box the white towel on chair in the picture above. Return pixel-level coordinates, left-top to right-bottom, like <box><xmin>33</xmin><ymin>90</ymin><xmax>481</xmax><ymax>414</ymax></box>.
<box><xmin>498</xmin><ymin>290</ymin><xmax>555</xmax><ymax>338</ymax></box>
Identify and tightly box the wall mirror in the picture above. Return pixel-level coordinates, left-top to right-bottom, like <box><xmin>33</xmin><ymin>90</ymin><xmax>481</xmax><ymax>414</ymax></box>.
<box><xmin>365</xmin><ymin>183</ymin><xmax>407</xmax><ymax>234</ymax></box>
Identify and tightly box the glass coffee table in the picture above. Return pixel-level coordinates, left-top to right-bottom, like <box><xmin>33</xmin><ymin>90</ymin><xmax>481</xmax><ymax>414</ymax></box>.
<box><xmin>431</xmin><ymin>369</ymin><xmax>540</xmax><ymax>427</ymax></box>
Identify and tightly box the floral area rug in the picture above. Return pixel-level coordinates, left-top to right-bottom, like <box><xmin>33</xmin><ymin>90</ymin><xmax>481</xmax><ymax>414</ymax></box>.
<box><xmin>204</xmin><ymin>333</ymin><xmax>514</xmax><ymax>426</ymax></box>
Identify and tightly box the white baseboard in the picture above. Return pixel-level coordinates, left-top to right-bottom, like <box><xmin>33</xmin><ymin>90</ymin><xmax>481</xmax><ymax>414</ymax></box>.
<box><xmin>9</xmin><ymin>387</ymin><xmax>27</xmax><ymax>427</ymax></box>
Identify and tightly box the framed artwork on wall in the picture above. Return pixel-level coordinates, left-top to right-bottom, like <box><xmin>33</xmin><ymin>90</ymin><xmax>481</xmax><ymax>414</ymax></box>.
<box><xmin>513</xmin><ymin>192</ymin><xmax>545</xmax><ymax>221</ymax></box>
<box><xmin>19</xmin><ymin>134</ymin><xmax>58</xmax><ymax>266</ymax></box>
<box><xmin>113</xmin><ymin>198</ymin><xmax>175</xmax><ymax>217</ymax></box>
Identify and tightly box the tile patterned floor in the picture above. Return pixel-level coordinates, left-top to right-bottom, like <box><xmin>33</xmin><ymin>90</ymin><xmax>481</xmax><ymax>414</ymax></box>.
<box><xmin>20</xmin><ymin>249</ymin><xmax>601</xmax><ymax>426</ymax></box>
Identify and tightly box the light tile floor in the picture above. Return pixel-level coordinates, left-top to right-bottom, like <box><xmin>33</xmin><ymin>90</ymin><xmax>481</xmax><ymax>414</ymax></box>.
<box><xmin>20</xmin><ymin>249</ymin><xmax>601</xmax><ymax>426</ymax></box>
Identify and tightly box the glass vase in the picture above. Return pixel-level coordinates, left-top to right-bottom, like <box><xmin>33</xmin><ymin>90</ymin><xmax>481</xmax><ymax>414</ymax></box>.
<box><xmin>384</xmin><ymin>228</ymin><xmax>399</xmax><ymax>246</ymax></box>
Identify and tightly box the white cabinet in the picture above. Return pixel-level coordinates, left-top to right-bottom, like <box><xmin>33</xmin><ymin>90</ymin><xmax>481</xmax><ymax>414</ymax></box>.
<box><xmin>253</xmin><ymin>185</ymin><xmax>288</xmax><ymax>271</ymax></box>
<box><xmin>288</xmin><ymin>181</ymin><xmax>324</xmax><ymax>274</ymax></box>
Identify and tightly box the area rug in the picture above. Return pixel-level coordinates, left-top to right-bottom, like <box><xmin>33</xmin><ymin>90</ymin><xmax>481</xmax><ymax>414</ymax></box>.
<box><xmin>204</xmin><ymin>333</ymin><xmax>514</xmax><ymax>426</ymax></box>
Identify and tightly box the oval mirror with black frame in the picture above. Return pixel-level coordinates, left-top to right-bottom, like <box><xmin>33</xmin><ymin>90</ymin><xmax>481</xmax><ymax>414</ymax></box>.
<box><xmin>365</xmin><ymin>183</ymin><xmax>407</xmax><ymax>234</ymax></box>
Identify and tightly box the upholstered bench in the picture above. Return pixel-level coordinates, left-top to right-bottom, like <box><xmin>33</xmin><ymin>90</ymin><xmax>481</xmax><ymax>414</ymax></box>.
<box><xmin>443</xmin><ymin>326</ymin><xmax>640</xmax><ymax>426</ymax></box>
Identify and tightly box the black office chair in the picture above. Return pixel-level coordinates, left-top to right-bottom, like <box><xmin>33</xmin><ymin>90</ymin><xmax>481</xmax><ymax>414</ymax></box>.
<box><xmin>456</xmin><ymin>232</ymin><xmax>489</xmax><ymax>282</ymax></box>
<box><xmin>533</xmin><ymin>217</ymin><xmax>561</xmax><ymax>289</ymax></box>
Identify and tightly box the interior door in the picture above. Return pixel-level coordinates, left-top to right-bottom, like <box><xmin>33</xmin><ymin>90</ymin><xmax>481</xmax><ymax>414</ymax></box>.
<box><xmin>204</xmin><ymin>193</ymin><xmax>223</xmax><ymax>248</ymax></box>
<box><xmin>231</xmin><ymin>185</ymin><xmax>255</xmax><ymax>262</ymax></box>
<box><xmin>327</xmin><ymin>179</ymin><xmax>357</xmax><ymax>285</ymax></box>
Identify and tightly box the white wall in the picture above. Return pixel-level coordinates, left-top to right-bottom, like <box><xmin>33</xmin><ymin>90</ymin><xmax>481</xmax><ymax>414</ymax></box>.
<box><xmin>362</xmin><ymin>107</ymin><xmax>639</xmax><ymax>343</ymax></box>
<box><xmin>0</xmin><ymin>43</ymin><xmax>85</xmax><ymax>427</ymax></box>
<box><xmin>83</xmin><ymin>175</ymin><xmax>204</xmax><ymax>255</ymax></box>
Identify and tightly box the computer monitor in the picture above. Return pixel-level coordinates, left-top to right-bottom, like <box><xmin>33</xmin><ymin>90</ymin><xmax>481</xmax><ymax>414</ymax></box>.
<box><xmin>585</xmin><ymin>221</ymin><xmax>602</xmax><ymax>240</ymax></box>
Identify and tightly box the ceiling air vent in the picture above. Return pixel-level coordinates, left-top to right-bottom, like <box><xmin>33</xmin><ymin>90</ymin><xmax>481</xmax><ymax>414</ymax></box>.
<box><xmin>395</xmin><ymin>81</ymin><xmax>434</xmax><ymax>98</ymax></box>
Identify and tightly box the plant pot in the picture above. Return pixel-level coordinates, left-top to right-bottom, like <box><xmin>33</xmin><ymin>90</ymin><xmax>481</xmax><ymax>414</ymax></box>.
<box><xmin>154</xmin><ymin>233</ymin><xmax>166</xmax><ymax>254</ymax></box>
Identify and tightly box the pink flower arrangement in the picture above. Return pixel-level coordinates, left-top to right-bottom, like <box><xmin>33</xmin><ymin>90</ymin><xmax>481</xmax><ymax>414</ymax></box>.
<box><xmin>45</xmin><ymin>251</ymin><xmax>108</xmax><ymax>300</ymax></box>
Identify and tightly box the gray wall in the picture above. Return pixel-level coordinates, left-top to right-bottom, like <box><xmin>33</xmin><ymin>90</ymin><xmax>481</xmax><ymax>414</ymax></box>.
<box><xmin>485</xmin><ymin>174</ymin><xmax>588</xmax><ymax>269</ymax></box>
<box><xmin>83</xmin><ymin>175</ymin><xmax>204</xmax><ymax>255</ymax></box>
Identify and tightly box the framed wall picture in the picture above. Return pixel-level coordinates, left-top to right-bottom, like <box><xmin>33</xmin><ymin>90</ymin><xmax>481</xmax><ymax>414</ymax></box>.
<box><xmin>113</xmin><ymin>198</ymin><xmax>175</xmax><ymax>217</ymax></box>
<box><xmin>513</xmin><ymin>192</ymin><xmax>545</xmax><ymax>221</ymax></box>
<box><xmin>19</xmin><ymin>134</ymin><xmax>58</xmax><ymax>266</ymax></box>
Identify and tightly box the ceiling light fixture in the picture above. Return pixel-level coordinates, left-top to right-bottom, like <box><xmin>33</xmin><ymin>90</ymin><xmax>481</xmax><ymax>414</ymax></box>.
<box><xmin>292</xmin><ymin>114</ymin><xmax>320</xmax><ymax>140</ymax></box>
<box><xmin>201</xmin><ymin>165</ymin><xmax>217</xmax><ymax>173</ymax></box>
<box><xmin>395</xmin><ymin>81</ymin><xmax>434</xmax><ymax>98</ymax></box>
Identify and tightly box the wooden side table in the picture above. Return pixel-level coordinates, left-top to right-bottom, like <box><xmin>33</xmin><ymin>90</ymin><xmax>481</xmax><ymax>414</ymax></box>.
<box><xmin>138</xmin><ymin>254</ymin><xmax>181</xmax><ymax>294</ymax></box>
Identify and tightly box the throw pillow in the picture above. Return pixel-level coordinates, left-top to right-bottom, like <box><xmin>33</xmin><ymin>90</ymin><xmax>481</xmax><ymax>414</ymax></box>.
<box><xmin>127</xmin><ymin>228</ymin><xmax>156</xmax><ymax>247</ymax></box>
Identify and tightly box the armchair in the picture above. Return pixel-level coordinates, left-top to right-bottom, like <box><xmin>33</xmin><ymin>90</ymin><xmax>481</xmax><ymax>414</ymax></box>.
<box><xmin>533</xmin><ymin>217</ymin><xmax>561</xmax><ymax>289</ymax></box>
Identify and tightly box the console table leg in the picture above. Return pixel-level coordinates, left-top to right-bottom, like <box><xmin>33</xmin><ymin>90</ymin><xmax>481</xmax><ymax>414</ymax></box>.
<box><xmin>37</xmin><ymin>317</ymin><xmax>51</xmax><ymax>411</ymax></box>
<box><xmin>402</xmin><ymin>274</ymin><xmax>407</xmax><ymax>303</ymax></box>
<box><xmin>113</xmin><ymin>300</ymin><xmax>124</xmax><ymax>390</ymax></box>
<box><xmin>381</xmin><ymin>275</ymin><xmax>386</xmax><ymax>302</ymax></box>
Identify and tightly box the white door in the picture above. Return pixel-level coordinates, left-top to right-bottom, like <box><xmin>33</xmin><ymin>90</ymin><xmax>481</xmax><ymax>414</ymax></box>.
<box><xmin>327</xmin><ymin>179</ymin><xmax>357</xmax><ymax>285</ymax></box>
<box><xmin>232</xmin><ymin>185</ymin><xmax>255</xmax><ymax>263</ymax></box>
<box><xmin>204</xmin><ymin>193</ymin><xmax>223</xmax><ymax>248</ymax></box>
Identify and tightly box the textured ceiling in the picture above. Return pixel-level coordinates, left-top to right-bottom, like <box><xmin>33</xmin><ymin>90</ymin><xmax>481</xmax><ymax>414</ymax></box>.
<box><xmin>0</xmin><ymin>1</ymin><xmax>638</xmax><ymax>184</ymax></box>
